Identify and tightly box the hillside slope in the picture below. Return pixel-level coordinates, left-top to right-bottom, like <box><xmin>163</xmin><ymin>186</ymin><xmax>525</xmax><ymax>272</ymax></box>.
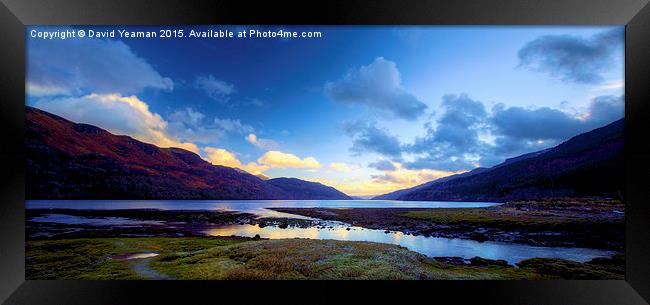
<box><xmin>373</xmin><ymin>119</ymin><xmax>624</xmax><ymax>202</ymax></box>
<box><xmin>26</xmin><ymin>106</ymin><xmax>349</xmax><ymax>200</ymax></box>
<box><xmin>267</xmin><ymin>177</ymin><xmax>352</xmax><ymax>200</ymax></box>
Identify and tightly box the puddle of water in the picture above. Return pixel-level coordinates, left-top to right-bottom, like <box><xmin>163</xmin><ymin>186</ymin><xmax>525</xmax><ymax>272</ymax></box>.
<box><xmin>127</xmin><ymin>253</ymin><xmax>159</xmax><ymax>260</ymax></box>
<box><xmin>110</xmin><ymin>252</ymin><xmax>159</xmax><ymax>260</ymax></box>
<box><xmin>205</xmin><ymin>224</ymin><xmax>615</xmax><ymax>265</ymax></box>
<box><xmin>106</xmin><ymin>252</ymin><xmax>171</xmax><ymax>280</ymax></box>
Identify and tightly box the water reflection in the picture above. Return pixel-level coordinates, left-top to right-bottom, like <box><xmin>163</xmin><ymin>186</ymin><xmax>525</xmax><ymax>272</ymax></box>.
<box><xmin>30</xmin><ymin>214</ymin><xmax>165</xmax><ymax>226</ymax></box>
<box><xmin>205</xmin><ymin>224</ymin><xmax>615</xmax><ymax>265</ymax></box>
<box><xmin>27</xmin><ymin>200</ymin><xmax>614</xmax><ymax>264</ymax></box>
<box><xmin>110</xmin><ymin>252</ymin><xmax>159</xmax><ymax>260</ymax></box>
<box><xmin>27</xmin><ymin>199</ymin><xmax>500</xmax><ymax>218</ymax></box>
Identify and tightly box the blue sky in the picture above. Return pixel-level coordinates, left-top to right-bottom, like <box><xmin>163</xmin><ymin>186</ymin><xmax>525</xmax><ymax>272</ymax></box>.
<box><xmin>26</xmin><ymin>26</ymin><xmax>624</xmax><ymax>196</ymax></box>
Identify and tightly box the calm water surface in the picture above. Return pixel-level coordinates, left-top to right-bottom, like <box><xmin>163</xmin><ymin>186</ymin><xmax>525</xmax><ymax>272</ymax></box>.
<box><xmin>205</xmin><ymin>224</ymin><xmax>614</xmax><ymax>264</ymax></box>
<box><xmin>27</xmin><ymin>199</ymin><xmax>500</xmax><ymax>218</ymax></box>
<box><xmin>27</xmin><ymin>200</ymin><xmax>614</xmax><ymax>264</ymax></box>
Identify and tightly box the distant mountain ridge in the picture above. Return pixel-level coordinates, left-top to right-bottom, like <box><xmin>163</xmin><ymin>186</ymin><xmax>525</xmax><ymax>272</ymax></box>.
<box><xmin>373</xmin><ymin>119</ymin><xmax>624</xmax><ymax>202</ymax></box>
<box><xmin>26</xmin><ymin>106</ymin><xmax>351</xmax><ymax>200</ymax></box>
<box><xmin>267</xmin><ymin>178</ymin><xmax>352</xmax><ymax>200</ymax></box>
<box><xmin>373</xmin><ymin>167</ymin><xmax>488</xmax><ymax>200</ymax></box>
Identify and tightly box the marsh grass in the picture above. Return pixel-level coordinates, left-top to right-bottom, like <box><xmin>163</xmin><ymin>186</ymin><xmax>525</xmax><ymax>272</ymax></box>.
<box><xmin>25</xmin><ymin>237</ymin><xmax>245</xmax><ymax>279</ymax></box>
<box><xmin>401</xmin><ymin>199</ymin><xmax>623</xmax><ymax>228</ymax></box>
<box><xmin>26</xmin><ymin>237</ymin><xmax>624</xmax><ymax>280</ymax></box>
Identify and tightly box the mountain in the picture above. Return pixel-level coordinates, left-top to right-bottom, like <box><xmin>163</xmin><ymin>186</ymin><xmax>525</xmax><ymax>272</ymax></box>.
<box><xmin>494</xmin><ymin>148</ymin><xmax>551</xmax><ymax>168</ymax></box>
<box><xmin>373</xmin><ymin>167</ymin><xmax>488</xmax><ymax>200</ymax></box>
<box><xmin>373</xmin><ymin>119</ymin><xmax>624</xmax><ymax>202</ymax></box>
<box><xmin>267</xmin><ymin>178</ymin><xmax>352</xmax><ymax>200</ymax></box>
<box><xmin>25</xmin><ymin>106</ymin><xmax>350</xmax><ymax>200</ymax></box>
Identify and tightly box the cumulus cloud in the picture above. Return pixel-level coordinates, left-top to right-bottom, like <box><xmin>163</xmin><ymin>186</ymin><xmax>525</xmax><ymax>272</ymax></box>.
<box><xmin>358</xmin><ymin>93</ymin><xmax>624</xmax><ymax>173</ymax></box>
<box><xmin>586</xmin><ymin>95</ymin><xmax>625</xmax><ymax>126</ymax></box>
<box><xmin>411</xmin><ymin>94</ymin><xmax>487</xmax><ymax>152</ymax></box>
<box><xmin>27</xmin><ymin>36</ymin><xmax>173</xmax><ymax>96</ymax></box>
<box><xmin>342</xmin><ymin>120</ymin><xmax>403</xmax><ymax>157</ymax></box>
<box><xmin>204</xmin><ymin>148</ymin><xmax>322</xmax><ymax>175</ymax></box>
<box><xmin>246</xmin><ymin>133</ymin><xmax>279</xmax><ymax>150</ymax></box>
<box><xmin>195</xmin><ymin>75</ymin><xmax>235</xmax><ymax>104</ymax></box>
<box><xmin>203</xmin><ymin>147</ymin><xmax>269</xmax><ymax>175</ymax></box>
<box><xmin>203</xmin><ymin>147</ymin><xmax>242</xmax><ymax>167</ymax></box>
<box><xmin>368</xmin><ymin>160</ymin><xmax>397</xmax><ymax>171</ymax></box>
<box><xmin>169</xmin><ymin>107</ymin><xmax>205</xmax><ymax>126</ymax></box>
<box><xmin>167</xmin><ymin>108</ymin><xmax>254</xmax><ymax>144</ymax></box>
<box><xmin>325</xmin><ymin>57</ymin><xmax>427</xmax><ymax>120</ymax></box>
<box><xmin>490</xmin><ymin>94</ymin><xmax>624</xmax><ymax>156</ymax></box>
<box><xmin>26</xmin><ymin>82</ymin><xmax>71</xmax><ymax>97</ymax></box>
<box><xmin>257</xmin><ymin>151</ymin><xmax>321</xmax><ymax>169</ymax></box>
<box><xmin>518</xmin><ymin>28</ymin><xmax>623</xmax><ymax>84</ymax></box>
<box><xmin>596</xmin><ymin>80</ymin><xmax>624</xmax><ymax>92</ymax></box>
<box><xmin>34</xmin><ymin>93</ymin><xmax>198</xmax><ymax>153</ymax></box>
<box><xmin>491</xmin><ymin>105</ymin><xmax>584</xmax><ymax>141</ymax></box>
<box><xmin>405</xmin><ymin>94</ymin><xmax>490</xmax><ymax>171</ymax></box>
<box><xmin>214</xmin><ymin>118</ymin><xmax>255</xmax><ymax>134</ymax></box>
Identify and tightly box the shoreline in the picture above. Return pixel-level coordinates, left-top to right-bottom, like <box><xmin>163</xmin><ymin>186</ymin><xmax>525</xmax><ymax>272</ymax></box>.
<box><xmin>26</xmin><ymin>198</ymin><xmax>624</xmax><ymax>251</ymax></box>
<box><xmin>24</xmin><ymin>200</ymin><xmax>626</xmax><ymax>280</ymax></box>
<box><xmin>270</xmin><ymin>198</ymin><xmax>624</xmax><ymax>251</ymax></box>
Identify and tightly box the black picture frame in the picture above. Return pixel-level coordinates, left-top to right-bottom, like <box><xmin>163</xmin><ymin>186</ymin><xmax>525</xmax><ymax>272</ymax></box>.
<box><xmin>1</xmin><ymin>0</ymin><xmax>649</xmax><ymax>304</ymax></box>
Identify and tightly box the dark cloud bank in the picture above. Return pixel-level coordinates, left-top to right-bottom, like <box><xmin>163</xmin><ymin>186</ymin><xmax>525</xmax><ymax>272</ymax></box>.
<box><xmin>345</xmin><ymin>94</ymin><xmax>623</xmax><ymax>172</ymax></box>
<box><xmin>517</xmin><ymin>28</ymin><xmax>623</xmax><ymax>84</ymax></box>
<box><xmin>343</xmin><ymin>29</ymin><xmax>624</xmax><ymax>173</ymax></box>
<box><xmin>342</xmin><ymin>120</ymin><xmax>403</xmax><ymax>158</ymax></box>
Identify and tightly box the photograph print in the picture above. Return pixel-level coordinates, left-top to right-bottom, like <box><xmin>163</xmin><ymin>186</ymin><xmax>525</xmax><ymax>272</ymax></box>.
<box><xmin>25</xmin><ymin>26</ymin><xmax>625</xmax><ymax>280</ymax></box>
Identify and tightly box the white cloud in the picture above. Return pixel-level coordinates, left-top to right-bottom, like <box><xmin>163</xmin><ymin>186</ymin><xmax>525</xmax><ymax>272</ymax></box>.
<box><xmin>257</xmin><ymin>151</ymin><xmax>321</xmax><ymax>169</ymax></box>
<box><xmin>203</xmin><ymin>147</ymin><xmax>269</xmax><ymax>175</ymax></box>
<box><xmin>246</xmin><ymin>133</ymin><xmax>279</xmax><ymax>150</ymax></box>
<box><xmin>215</xmin><ymin>118</ymin><xmax>254</xmax><ymax>134</ymax></box>
<box><xmin>203</xmin><ymin>148</ymin><xmax>321</xmax><ymax>175</ymax></box>
<box><xmin>595</xmin><ymin>79</ymin><xmax>624</xmax><ymax>91</ymax></box>
<box><xmin>26</xmin><ymin>82</ymin><xmax>71</xmax><ymax>97</ymax></box>
<box><xmin>203</xmin><ymin>147</ymin><xmax>241</xmax><ymax>167</ymax></box>
<box><xmin>34</xmin><ymin>93</ymin><xmax>198</xmax><ymax>153</ymax></box>
<box><xmin>27</xmin><ymin>36</ymin><xmax>173</xmax><ymax>96</ymax></box>
<box><xmin>325</xmin><ymin>57</ymin><xmax>427</xmax><ymax>120</ymax></box>
<box><xmin>167</xmin><ymin>108</ymin><xmax>225</xmax><ymax>144</ymax></box>
<box><xmin>195</xmin><ymin>75</ymin><xmax>235</xmax><ymax>104</ymax></box>
<box><xmin>167</xmin><ymin>108</ymin><xmax>255</xmax><ymax>144</ymax></box>
<box><xmin>169</xmin><ymin>107</ymin><xmax>205</xmax><ymax>126</ymax></box>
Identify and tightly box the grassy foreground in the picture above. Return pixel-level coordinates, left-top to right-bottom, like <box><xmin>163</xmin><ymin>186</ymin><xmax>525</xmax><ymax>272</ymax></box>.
<box><xmin>26</xmin><ymin>237</ymin><xmax>623</xmax><ymax>280</ymax></box>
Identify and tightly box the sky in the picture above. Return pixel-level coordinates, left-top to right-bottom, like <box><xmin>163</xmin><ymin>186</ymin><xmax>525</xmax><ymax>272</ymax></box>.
<box><xmin>25</xmin><ymin>26</ymin><xmax>625</xmax><ymax>197</ymax></box>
